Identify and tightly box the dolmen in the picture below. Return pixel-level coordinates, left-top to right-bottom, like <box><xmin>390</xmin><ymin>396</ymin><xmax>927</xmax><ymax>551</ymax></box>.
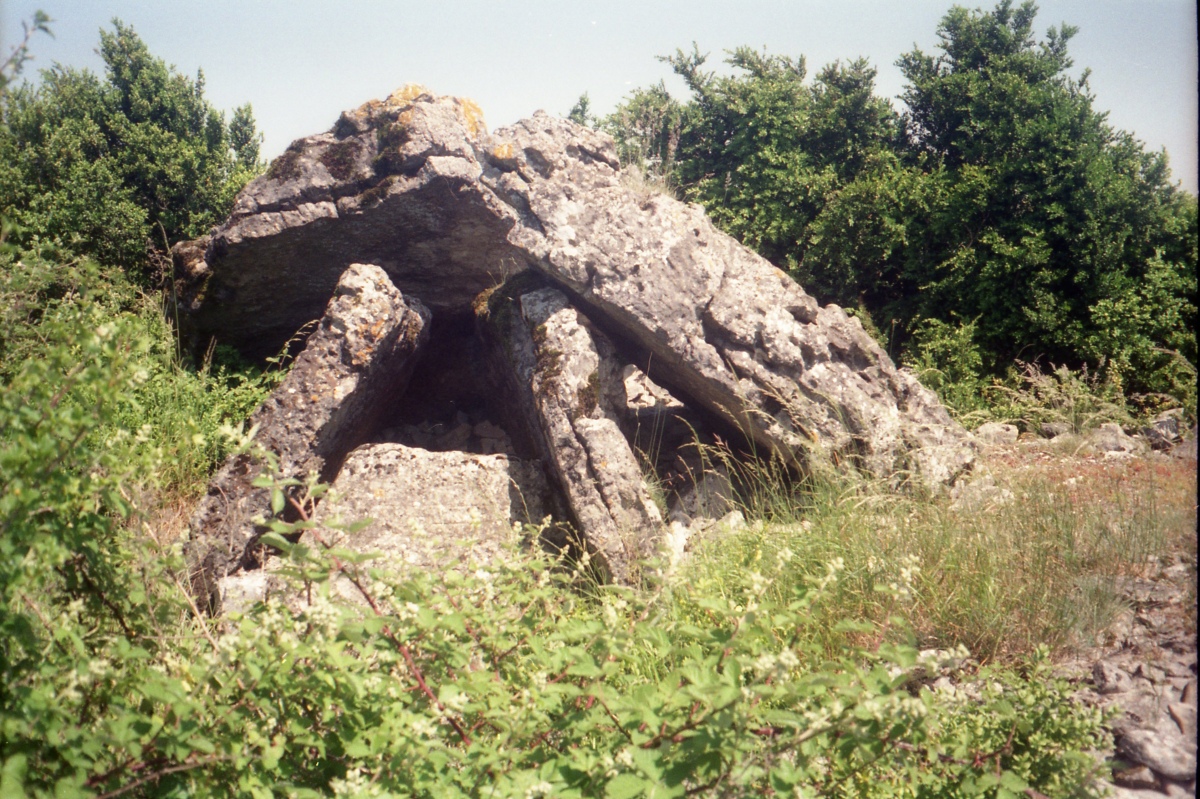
<box><xmin>176</xmin><ymin>86</ymin><xmax>975</xmax><ymax>610</ymax></box>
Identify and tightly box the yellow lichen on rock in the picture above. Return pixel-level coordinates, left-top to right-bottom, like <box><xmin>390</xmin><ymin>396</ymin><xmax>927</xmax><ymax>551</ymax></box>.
<box><xmin>388</xmin><ymin>83</ymin><xmax>429</xmax><ymax>107</ymax></box>
<box><xmin>492</xmin><ymin>142</ymin><xmax>515</xmax><ymax>161</ymax></box>
<box><xmin>457</xmin><ymin>98</ymin><xmax>486</xmax><ymax>138</ymax></box>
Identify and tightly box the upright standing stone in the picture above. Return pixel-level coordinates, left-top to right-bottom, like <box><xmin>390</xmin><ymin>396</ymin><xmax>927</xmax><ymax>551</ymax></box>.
<box><xmin>186</xmin><ymin>263</ymin><xmax>429</xmax><ymax>611</ymax></box>
<box><xmin>479</xmin><ymin>279</ymin><xmax>663</xmax><ymax>582</ymax></box>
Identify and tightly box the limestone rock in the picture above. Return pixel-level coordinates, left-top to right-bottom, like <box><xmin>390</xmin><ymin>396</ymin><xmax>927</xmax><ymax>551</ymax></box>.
<box><xmin>1142</xmin><ymin>410</ymin><xmax>1183</xmax><ymax>450</ymax></box>
<box><xmin>1117</xmin><ymin>726</ymin><xmax>1197</xmax><ymax>783</ymax></box>
<box><xmin>176</xmin><ymin>88</ymin><xmax>528</xmax><ymax>359</ymax></box>
<box><xmin>178</xmin><ymin>91</ymin><xmax>974</xmax><ymax>490</ymax></box>
<box><xmin>1088</xmin><ymin>423</ymin><xmax>1146</xmax><ymax>454</ymax></box>
<box><xmin>479</xmin><ymin>281</ymin><xmax>663</xmax><ymax>581</ymax></box>
<box><xmin>314</xmin><ymin>443</ymin><xmax>551</xmax><ymax>572</ymax></box>
<box><xmin>185</xmin><ymin>264</ymin><xmax>429</xmax><ymax>611</ymax></box>
<box><xmin>486</xmin><ymin>112</ymin><xmax>975</xmax><ymax>490</ymax></box>
<box><xmin>974</xmin><ymin>422</ymin><xmax>1019</xmax><ymax>445</ymax></box>
<box><xmin>1095</xmin><ymin>661</ymin><xmax>1135</xmax><ymax>695</ymax></box>
<box><xmin>1040</xmin><ymin>421</ymin><xmax>1072</xmax><ymax>438</ymax></box>
<box><xmin>1169</xmin><ymin>428</ymin><xmax>1197</xmax><ymax>461</ymax></box>
<box><xmin>1112</xmin><ymin>765</ymin><xmax>1160</xmax><ymax>790</ymax></box>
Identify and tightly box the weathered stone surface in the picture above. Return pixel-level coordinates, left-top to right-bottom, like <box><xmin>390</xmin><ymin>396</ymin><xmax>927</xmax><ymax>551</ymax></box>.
<box><xmin>175</xmin><ymin>87</ymin><xmax>529</xmax><ymax>359</ymax></box>
<box><xmin>1142</xmin><ymin>410</ymin><xmax>1183</xmax><ymax>451</ymax></box>
<box><xmin>1169</xmin><ymin>428</ymin><xmax>1197</xmax><ymax>461</ymax></box>
<box><xmin>479</xmin><ymin>282</ymin><xmax>663</xmax><ymax>581</ymax></box>
<box><xmin>1095</xmin><ymin>661</ymin><xmax>1135</xmax><ymax>695</ymax></box>
<box><xmin>1087</xmin><ymin>423</ymin><xmax>1146</xmax><ymax>454</ymax></box>
<box><xmin>974</xmin><ymin>422</ymin><xmax>1019</xmax><ymax>445</ymax></box>
<box><xmin>1112</xmin><ymin>764</ymin><xmax>1160</xmax><ymax>790</ymax></box>
<box><xmin>186</xmin><ymin>264</ymin><xmax>429</xmax><ymax>610</ymax></box>
<box><xmin>314</xmin><ymin>443</ymin><xmax>551</xmax><ymax>572</ymax></box>
<box><xmin>485</xmin><ymin>112</ymin><xmax>975</xmax><ymax>490</ymax></box>
<box><xmin>1118</xmin><ymin>726</ymin><xmax>1197</xmax><ymax>782</ymax></box>
<box><xmin>1040</xmin><ymin>421</ymin><xmax>1072</xmax><ymax>438</ymax></box>
<box><xmin>179</xmin><ymin>90</ymin><xmax>974</xmax><ymax>490</ymax></box>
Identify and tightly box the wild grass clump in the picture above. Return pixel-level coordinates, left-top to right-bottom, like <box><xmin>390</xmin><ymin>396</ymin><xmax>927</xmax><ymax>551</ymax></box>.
<box><xmin>677</xmin><ymin>440</ymin><xmax>1196</xmax><ymax>663</ymax></box>
<box><xmin>0</xmin><ymin>254</ymin><xmax>284</xmax><ymax>505</ymax></box>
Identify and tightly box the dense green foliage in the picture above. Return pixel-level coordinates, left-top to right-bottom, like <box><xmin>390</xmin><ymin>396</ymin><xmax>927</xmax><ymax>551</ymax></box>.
<box><xmin>604</xmin><ymin>1</ymin><xmax>1197</xmax><ymax>413</ymax></box>
<box><xmin>0</xmin><ymin>9</ymin><xmax>1189</xmax><ymax>797</ymax></box>
<box><xmin>0</xmin><ymin>19</ymin><xmax>262</xmax><ymax>274</ymax></box>
<box><xmin>1</xmin><ymin>340</ymin><xmax>1113</xmax><ymax>795</ymax></box>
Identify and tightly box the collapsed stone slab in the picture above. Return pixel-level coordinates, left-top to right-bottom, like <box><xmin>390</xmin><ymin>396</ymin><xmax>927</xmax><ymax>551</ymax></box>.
<box><xmin>179</xmin><ymin>89</ymin><xmax>982</xmax><ymax>595</ymax></box>
<box><xmin>486</xmin><ymin>112</ymin><xmax>975</xmax><ymax>490</ymax></box>
<box><xmin>186</xmin><ymin>263</ymin><xmax>429</xmax><ymax>611</ymax></box>
<box><xmin>314</xmin><ymin>444</ymin><xmax>551</xmax><ymax>572</ymax></box>
<box><xmin>177</xmin><ymin>90</ymin><xmax>973</xmax><ymax>492</ymax></box>
<box><xmin>479</xmin><ymin>280</ymin><xmax>664</xmax><ymax>581</ymax></box>
<box><xmin>173</xmin><ymin>87</ymin><xmax>530</xmax><ymax>360</ymax></box>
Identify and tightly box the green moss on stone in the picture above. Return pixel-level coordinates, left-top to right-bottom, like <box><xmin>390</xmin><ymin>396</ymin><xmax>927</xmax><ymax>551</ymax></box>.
<box><xmin>359</xmin><ymin>176</ymin><xmax>398</xmax><ymax>209</ymax></box>
<box><xmin>373</xmin><ymin>119</ymin><xmax>410</xmax><ymax>175</ymax></box>
<box><xmin>576</xmin><ymin>369</ymin><xmax>600</xmax><ymax>417</ymax></box>
<box><xmin>266</xmin><ymin>146</ymin><xmax>304</xmax><ymax>182</ymax></box>
<box><xmin>318</xmin><ymin>140</ymin><xmax>362</xmax><ymax>181</ymax></box>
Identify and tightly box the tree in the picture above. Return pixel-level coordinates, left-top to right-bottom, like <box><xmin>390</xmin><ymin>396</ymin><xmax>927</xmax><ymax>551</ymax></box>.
<box><xmin>0</xmin><ymin>19</ymin><xmax>263</xmax><ymax>276</ymax></box>
<box><xmin>602</xmin><ymin>2</ymin><xmax>1194</xmax><ymax>408</ymax></box>
<box><xmin>881</xmin><ymin>0</ymin><xmax>1196</xmax><ymax>394</ymax></box>
<box><xmin>601</xmin><ymin>81</ymin><xmax>683</xmax><ymax>182</ymax></box>
<box><xmin>567</xmin><ymin>91</ymin><xmax>595</xmax><ymax>128</ymax></box>
<box><xmin>0</xmin><ymin>10</ymin><xmax>51</xmax><ymax>100</ymax></box>
<box><xmin>661</xmin><ymin>45</ymin><xmax>896</xmax><ymax>268</ymax></box>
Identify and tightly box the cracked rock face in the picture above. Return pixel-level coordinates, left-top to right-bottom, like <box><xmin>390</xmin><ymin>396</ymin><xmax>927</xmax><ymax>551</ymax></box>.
<box><xmin>185</xmin><ymin>263</ymin><xmax>429</xmax><ymax>611</ymax></box>
<box><xmin>478</xmin><ymin>282</ymin><xmax>663</xmax><ymax>581</ymax></box>
<box><xmin>314</xmin><ymin>444</ymin><xmax>551</xmax><ymax>573</ymax></box>
<box><xmin>181</xmin><ymin>88</ymin><xmax>978</xmax><ymax>593</ymax></box>
<box><xmin>175</xmin><ymin>88</ymin><xmax>531</xmax><ymax>360</ymax></box>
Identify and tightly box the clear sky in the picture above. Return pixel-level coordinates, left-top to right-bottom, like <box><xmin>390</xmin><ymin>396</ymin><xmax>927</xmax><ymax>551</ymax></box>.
<box><xmin>3</xmin><ymin>0</ymin><xmax>1197</xmax><ymax>193</ymax></box>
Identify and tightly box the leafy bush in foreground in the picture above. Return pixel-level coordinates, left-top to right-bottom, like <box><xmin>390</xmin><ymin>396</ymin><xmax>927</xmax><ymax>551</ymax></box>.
<box><xmin>0</xmin><ymin>289</ymin><xmax>1115</xmax><ymax>797</ymax></box>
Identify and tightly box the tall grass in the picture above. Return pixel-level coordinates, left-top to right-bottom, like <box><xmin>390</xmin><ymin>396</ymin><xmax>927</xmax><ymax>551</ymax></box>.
<box><xmin>0</xmin><ymin>254</ymin><xmax>285</xmax><ymax>523</ymax></box>
<box><xmin>672</xmin><ymin>442</ymin><xmax>1196</xmax><ymax>663</ymax></box>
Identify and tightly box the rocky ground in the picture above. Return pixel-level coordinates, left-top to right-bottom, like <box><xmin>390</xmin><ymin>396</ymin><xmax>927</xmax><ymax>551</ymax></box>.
<box><xmin>980</xmin><ymin>431</ymin><xmax>1196</xmax><ymax>797</ymax></box>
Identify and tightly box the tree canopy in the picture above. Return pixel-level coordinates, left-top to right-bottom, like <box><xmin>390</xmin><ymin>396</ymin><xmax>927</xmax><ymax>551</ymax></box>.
<box><xmin>604</xmin><ymin>0</ymin><xmax>1197</xmax><ymax>408</ymax></box>
<box><xmin>0</xmin><ymin>19</ymin><xmax>262</xmax><ymax>275</ymax></box>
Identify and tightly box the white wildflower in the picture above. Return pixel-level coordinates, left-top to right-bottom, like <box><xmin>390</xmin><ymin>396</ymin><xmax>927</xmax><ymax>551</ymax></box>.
<box><xmin>748</xmin><ymin>571</ymin><xmax>769</xmax><ymax>597</ymax></box>
<box><xmin>753</xmin><ymin>652</ymin><xmax>777</xmax><ymax>674</ymax></box>
<box><xmin>443</xmin><ymin>691</ymin><xmax>468</xmax><ymax>713</ymax></box>
<box><xmin>525</xmin><ymin>781</ymin><xmax>554</xmax><ymax>799</ymax></box>
<box><xmin>411</xmin><ymin>717</ymin><xmax>438</xmax><ymax>738</ymax></box>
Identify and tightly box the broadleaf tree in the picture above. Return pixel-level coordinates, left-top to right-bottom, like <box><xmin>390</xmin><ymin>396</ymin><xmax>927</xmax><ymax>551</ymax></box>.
<box><xmin>601</xmin><ymin>0</ymin><xmax>1196</xmax><ymax>407</ymax></box>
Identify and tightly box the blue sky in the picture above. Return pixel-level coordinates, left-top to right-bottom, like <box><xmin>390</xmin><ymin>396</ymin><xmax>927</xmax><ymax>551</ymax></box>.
<box><xmin>3</xmin><ymin>0</ymin><xmax>1197</xmax><ymax>192</ymax></box>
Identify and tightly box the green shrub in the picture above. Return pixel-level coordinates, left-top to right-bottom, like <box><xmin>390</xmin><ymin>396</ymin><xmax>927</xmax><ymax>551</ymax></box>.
<box><xmin>903</xmin><ymin>317</ymin><xmax>988</xmax><ymax>418</ymax></box>
<box><xmin>1</xmin><ymin>254</ymin><xmax>281</xmax><ymax>500</ymax></box>
<box><xmin>0</xmin><ymin>20</ymin><xmax>263</xmax><ymax>278</ymax></box>
<box><xmin>0</xmin><ymin>294</ymin><xmax>1115</xmax><ymax>796</ymax></box>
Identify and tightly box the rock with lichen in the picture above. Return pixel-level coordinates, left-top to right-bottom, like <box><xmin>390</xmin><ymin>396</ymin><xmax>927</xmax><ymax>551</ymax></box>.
<box><xmin>179</xmin><ymin>88</ymin><xmax>977</xmax><ymax>594</ymax></box>
<box><xmin>185</xmin><ymin>263</ymin><xmax>429</xmax><ymax>612</ymax></box>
